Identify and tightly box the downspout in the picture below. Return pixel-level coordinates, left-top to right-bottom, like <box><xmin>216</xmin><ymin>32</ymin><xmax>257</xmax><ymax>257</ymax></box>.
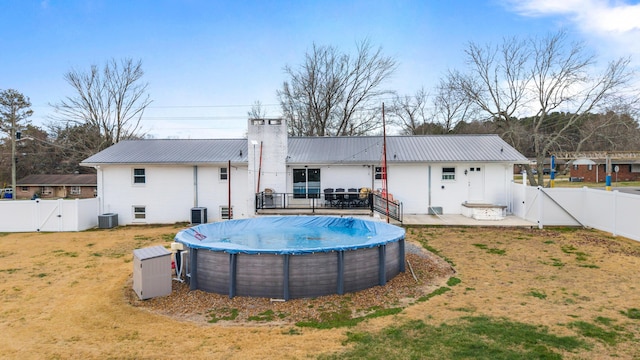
<box><xmin>256</xmin><ymin>141</ymin><xmax>263</xmax><ymax>193</ymax></box>
<box><xmin>97</xmin><ymin>166</ymin><xmax>104</xmax><ymax>214</ymax></box>
<box><xmin>228</xmin><ymin>160</ymin><xmax>232</xmax><ymax>219</ymax></box>
<box><xmin>193</xmin><ymin>166</ymin><xmax>198</xmax><ymax>207</ymax></box>
<box><xmin>428</xmin><ymin>165</ymin><xmax>432</xmax><ymax>210</ymax></box>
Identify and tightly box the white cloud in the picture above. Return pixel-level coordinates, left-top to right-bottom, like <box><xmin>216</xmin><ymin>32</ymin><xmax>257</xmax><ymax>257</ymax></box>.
<box><xmin>505</xmin><ymin>0</ymin><xmax>640</xmax><ymax>60</ymax></box>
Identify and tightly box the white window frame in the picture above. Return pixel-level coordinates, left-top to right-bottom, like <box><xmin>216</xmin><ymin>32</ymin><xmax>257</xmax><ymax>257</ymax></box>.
<box><xmin>133</xmin><ymin>206</ymin><xmax>146</xmax><ymax>220</ymax></box>
<box><xmin>41</xmin><ymin>186</ymin><xmax>53</xmax><ymax>196</ymax></box>
<box><xmin>70</xmin><ymin>186</ymin><xmax>81</xmax><ymax>195</ymax></box>
<box><xmin>442</xmin><ymin>167</ymin><xmax>456</xmax><ymax>181</ymax></box>
<box><xmin>220</xmin><ymin>167</ymin><xmax>228</xmax><ymax>181</ymax></box>
<box><xmin>133</xmin><ymin>168</ymin><xmax>146</xmax><ymax>184</ymax></box>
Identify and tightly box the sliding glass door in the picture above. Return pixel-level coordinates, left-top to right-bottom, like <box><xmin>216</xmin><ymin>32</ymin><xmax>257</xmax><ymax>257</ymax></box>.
<box><xmin>293</xmin><ymin>168</ymin><xmax>320</xmax><ymax>198</ymax></box>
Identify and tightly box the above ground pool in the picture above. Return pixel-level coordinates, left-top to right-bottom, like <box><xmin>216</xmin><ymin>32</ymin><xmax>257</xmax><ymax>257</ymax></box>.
<box><xmin>174</xmin><ymin>216</ymin><xmax>406</xmax><ymax>299</ymax></box>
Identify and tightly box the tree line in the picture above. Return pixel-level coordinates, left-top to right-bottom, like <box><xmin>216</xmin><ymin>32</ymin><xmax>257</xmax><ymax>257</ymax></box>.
<box><xmin>1</xmin><ymin>31</ymin><xmax>639</xmax><ymax>187</ymax></box>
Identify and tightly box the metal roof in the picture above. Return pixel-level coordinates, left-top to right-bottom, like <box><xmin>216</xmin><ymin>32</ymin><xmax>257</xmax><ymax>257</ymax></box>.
<box><xmin>81</xmin><ymin>135</ymin><xmax>528</xmax><ymax>166</ymax></box>
<box><xmin>287</xmin><ymin>135</ymin><xmax>527</xmax><ymax>163</ymax></box>
<box><xmin>81</xmin><ymin>139</ymin><xmax>248</xmax><ymax>165</ymax></box>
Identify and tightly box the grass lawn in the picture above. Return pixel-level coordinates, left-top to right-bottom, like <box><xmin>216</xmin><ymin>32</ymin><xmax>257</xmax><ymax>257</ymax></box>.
<box><xmin>0</xmin><ymin>224</ymin><xmax>639</xmax><ymax>359</ymax></box>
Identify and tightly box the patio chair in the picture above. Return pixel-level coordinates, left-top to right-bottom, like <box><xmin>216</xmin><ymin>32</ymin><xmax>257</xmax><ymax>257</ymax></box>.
<box><xmin>323</xmin><ymin>188</ymin><xmax>336</xmax><ymax>207</ymax></box>
<box><xmin>346</xmin><ymin>188</ymin><xmax>358</xmax><ymax>207</ymax></box>
<box><xmin>335</xmin><ymin>188</ymin><xmax>345</xmax><ymax>207</ymax></box>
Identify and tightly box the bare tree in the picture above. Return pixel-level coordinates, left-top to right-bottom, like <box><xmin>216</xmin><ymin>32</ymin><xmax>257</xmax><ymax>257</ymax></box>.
<box><xmin>574</xmin><ymin>110</ymin><xmax>640</xmax><ymax>151</ymax></box>
<box><xmin>527</xmin><ymin>31</ymin><xmax>637</xmax><ymax>184</ymax></box>
<box><xmin>447</xmin><ymin>36</ymin><xmax>531</xmax><ymax>150</ymax></box>
<box><xmin>278</xmin><ymin>39</ymin><xmax>397</xmax><ymax>136</ymax></box>
<box><xmin>51</xmin><ymin>58</ymin><xmax>152</xmax><ymax>149</ymax></box>
<box><xmin>432</xmin><ymin>78</ymin><xmax>475</xmax><ymax>133</ymax></box>
<box><xmin>247</xmin><ymin>100</ymin><xmax>268</xmax><ymax>119</ymax></box>
<box><xmin>448</xmin><ymin>30</ymin><xmax>638</xmax><ymax>185</ymax></box>
<box><xmin>389</xmin><ymin>87</ymin><xmax>431</xmax><ymax>135</ymax></box>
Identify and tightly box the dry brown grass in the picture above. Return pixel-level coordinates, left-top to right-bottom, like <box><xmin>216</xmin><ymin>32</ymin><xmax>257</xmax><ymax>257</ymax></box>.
<box><xmin>1</xmin><ymin>224</ymin><xmax>639</xmax><ymax>359</ymax></box>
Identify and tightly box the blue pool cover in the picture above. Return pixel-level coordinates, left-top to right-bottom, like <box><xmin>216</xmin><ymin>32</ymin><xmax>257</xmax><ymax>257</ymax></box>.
<box><xmin>174</xmin><ymin>216</ymin><xmax>405</xmax><ymax>255</ymax></box>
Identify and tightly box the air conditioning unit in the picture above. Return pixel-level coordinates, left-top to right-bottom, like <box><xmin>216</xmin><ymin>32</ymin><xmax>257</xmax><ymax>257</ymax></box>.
<box><xmin>98</xmin><ymin>213</ymin><xmax>118</xmax><ymax>228</ymax></box>
<box><xmin>191</xmin><ymin>207</ymin><xmax>207</xmax><ymax>224</ymax></box>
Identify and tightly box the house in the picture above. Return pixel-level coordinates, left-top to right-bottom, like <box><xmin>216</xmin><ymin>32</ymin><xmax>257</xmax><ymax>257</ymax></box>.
<box><xmin>16</xmin><ymin>174</ymin><xmax>97</xmax><ymax>200</ymax></box>
<box><xmin>569</xmin><ymin>158</ymin><xmax>640</xmax><ymax>182</ymax></box>
<box><xmin>80</xmin><ymin>119</ymin><xmax>528</xmax><ymax>225</ymax></box>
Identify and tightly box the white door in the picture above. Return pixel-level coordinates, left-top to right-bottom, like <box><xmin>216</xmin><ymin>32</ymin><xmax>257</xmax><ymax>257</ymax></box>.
<box><xmin>467</xmin><ymin>166</ymin><xmax>484</xmax><ymax>203</ymax></box>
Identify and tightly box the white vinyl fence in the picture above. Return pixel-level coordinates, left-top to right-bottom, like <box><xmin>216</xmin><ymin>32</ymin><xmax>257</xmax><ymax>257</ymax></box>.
<box><xmin>0</xmin><ymin>198</ymin><xmax>99</xmax><ymax>232</ymax></box>
<box><xmin>511</xmin><ymin>183</ymin><xmax>640</xmax><ymax>242</ymax></box>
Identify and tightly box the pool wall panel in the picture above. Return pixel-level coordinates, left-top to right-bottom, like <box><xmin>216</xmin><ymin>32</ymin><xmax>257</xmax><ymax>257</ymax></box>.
<box><xmin>235</xmin><ymin>254</ymin><xmax>284</xmax><ymax>298</ymax></box>
<box><xmin>343</xmin><ymin>247</ymin><xmax>380</xmax><ymax>293</ymax></box>
<box><xmin>289</xmin><ymin>252</ymin><xmax>338</xmax><ymax>298</ymax></box>
<box><xmin>196</xmin><ymin>251</ymin><xmax>229</xmax><ymax>294</ymax></box>
<box><xmin>384</xmin><ymin>241</ymin><xmax>401</xmax><ymax>281</ymax></box>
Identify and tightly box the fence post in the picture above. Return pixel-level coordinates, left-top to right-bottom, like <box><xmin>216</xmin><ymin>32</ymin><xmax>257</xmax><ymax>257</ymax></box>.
<box><xmin>537</xmin><ymin>186</ymin><xmax>544</xmax><ymax>230</ymax></box>
<box><xmin>612</xmin><ymin>190</ymin><xmax>618</xmax><ymax>237</ymax></box>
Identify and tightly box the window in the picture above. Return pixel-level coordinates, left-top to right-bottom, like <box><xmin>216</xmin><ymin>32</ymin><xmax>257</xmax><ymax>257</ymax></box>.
<box><xmin>442</xmin><ymin>167</ymin><xmax>456</xmax><ymax>180</ymax></box>
<box><xmin>631</xmin><ymin>164</ymin><xmax>640</xmax><ymax>173</ymax></box>
<box><xmin>220</xmin><ymin>206</ymin><xmax>233</xmax><ymax>220</ymax></box>
<box><xmin>41</xmin><ymin>186</ymin><xmax>53</xmax><ymax>196</ymax></box>
<box><xmin>293</xmin><ymin>168</ymin><xmax>321</xmax><ymax>198</ymax></box>
<box><xmin>70</xmin><ymin>186</ymin><xmax>81</xmax><ymax>195</ymax></box>
<box><xmin>573</xmin><ymin>164</ymin><xmax>578</xmax><ymax>170</ymax></box>
<box><xmin>133</xmin><ymin>168</ymin><xmax>146</xmax><ymax>184</ymax></box>
<box><xmin>375</xmin><ymin>166</ymin><xmax>386</xmax><ymax>180</ymax></box>
<box><xmin>20</xmin><ymin>186</ymin><xmax>28</xmax><ymax>192</ymax></box>
<box><xmin>133</xmin><ymin>206</ymin><xmax>146</xmax><ymax>220</ymax></box>
<box><xmin>220</xmin><ymin>167</ymin><xmax>228</xmax><ymax>180</ymax></box>
<box><xmin>588</xmin><ymin>164</ymin><xmax>593</xmax><ymax>171</ymax></box>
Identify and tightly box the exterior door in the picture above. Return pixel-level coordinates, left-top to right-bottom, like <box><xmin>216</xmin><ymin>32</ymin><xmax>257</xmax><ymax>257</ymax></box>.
<box><xmin>293</xmin><ymin>168</ymin><xmax>321</xmax><ymax>198</ymax></box>
<box><xmin>467</xmin><ymin>166</ymin><xmax>484</xmax><ymax>202</ymax></box>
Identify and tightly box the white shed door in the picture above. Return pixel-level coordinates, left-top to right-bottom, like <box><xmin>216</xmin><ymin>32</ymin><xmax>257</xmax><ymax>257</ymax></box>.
<box><xmin>467</xmin><ymin>166</ymin><xmax>484</xmax><ymax>202</ymax></box>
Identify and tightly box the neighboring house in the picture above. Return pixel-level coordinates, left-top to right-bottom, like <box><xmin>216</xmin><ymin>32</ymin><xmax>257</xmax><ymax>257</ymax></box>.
<box><xmin>16</xmin><ymin>174</ymin><xmax>97</xmax><ymax>200</ymax></box>
<box><xmin>80</xmin><ymin>119</ymin><xmax>528</xmax><ymax>225</ymax></box>
<box><xmin>569</xmin><ymin>158</ymin><xmax>640</xmax><ymax>182</ymax></box>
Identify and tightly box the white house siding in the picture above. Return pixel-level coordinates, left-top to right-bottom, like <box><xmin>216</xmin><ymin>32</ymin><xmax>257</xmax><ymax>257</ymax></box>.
<box><xmin>99</xmin><ymin>164</ymin><xmax>249</xmax><ymax>225</ymax></box>
<box><xmin>482</xmin><ymin>163</ymin><xmax>514</xmax><ymax>210</ymax></box>
<box><xmin>385</xmin><ymin>163</ymin><xmax>515</xmax><ymax>215</ymax></box>
<box><xmin>192</xmin><ymin>165</ymin><xmax>249</xmax><ymax>221</ymax></box>
<box><xmin>385</xmin><ymin>164</ymin><xmax>429</xmax><ymax>214</ymax></box>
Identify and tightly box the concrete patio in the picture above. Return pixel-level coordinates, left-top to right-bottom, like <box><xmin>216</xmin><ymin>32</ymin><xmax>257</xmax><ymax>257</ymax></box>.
<box><xmin>257</xmin><ymin>208</ymin><xmax>536</xmax><ymax>227</ymax></box>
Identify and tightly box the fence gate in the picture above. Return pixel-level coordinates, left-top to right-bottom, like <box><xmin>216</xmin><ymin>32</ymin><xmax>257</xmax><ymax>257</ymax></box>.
<box><xmin>36</xmin><ymin>199</ymin><xmax>63</xmax><ymax>232</ymax></box>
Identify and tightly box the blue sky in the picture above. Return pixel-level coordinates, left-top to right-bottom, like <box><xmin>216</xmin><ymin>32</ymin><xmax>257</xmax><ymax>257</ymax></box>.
<box><xmin>2</xmin><ymin>0</ymin><xmax>639</xmax><ymax>139</ymax></box>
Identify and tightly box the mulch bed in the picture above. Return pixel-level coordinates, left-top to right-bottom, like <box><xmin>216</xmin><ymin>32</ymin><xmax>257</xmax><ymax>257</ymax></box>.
<box><xmin>127</xmin><ymin>242</ymin><xmax>455</xmax><ymax>325</ymax></box>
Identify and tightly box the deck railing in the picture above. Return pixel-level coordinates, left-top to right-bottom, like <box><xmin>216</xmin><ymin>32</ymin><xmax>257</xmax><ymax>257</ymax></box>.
<box><xmin>371</xmin><ymin>192</ymin><xmax>402</xmax><ymax>222</ymax></box>
<box><xmin>255</xmin><ymin>191</ymin><xmax>402</xmax><ymax>222</ymax></box>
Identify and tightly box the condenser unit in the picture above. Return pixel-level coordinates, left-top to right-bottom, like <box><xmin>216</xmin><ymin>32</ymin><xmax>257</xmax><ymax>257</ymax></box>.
<box><xmin>191</xmin><ymin>207</ymin><xmax>207</xmax><ymax>224</ymax></box>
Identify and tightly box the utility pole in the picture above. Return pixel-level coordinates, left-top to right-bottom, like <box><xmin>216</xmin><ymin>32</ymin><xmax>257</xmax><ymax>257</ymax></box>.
<box><xmin>11</xmin><ymin>114</ymin><xmax>16</xmax><ymax>200</ymax></box>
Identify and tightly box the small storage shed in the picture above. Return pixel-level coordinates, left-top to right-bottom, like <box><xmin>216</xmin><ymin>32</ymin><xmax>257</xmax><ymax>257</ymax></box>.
<box><xmin>132</xmin><ymin>246</ymin><xmax>172</xmax><ymax>300</ymax></box>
